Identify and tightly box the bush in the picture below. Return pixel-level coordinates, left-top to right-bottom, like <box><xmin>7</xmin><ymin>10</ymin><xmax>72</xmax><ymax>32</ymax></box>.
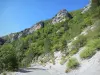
<box><xmin>80</xmin><ymin>38</ymin><xmax>100</xmax><ymax>59</ymax></box>
<box><xmin>60</xmin><ymin>56</ymin><xmax>70</xmax><ymax>65</ymax></box>
<box><xmin>67</xmin><ymin>58</ymin><xmax>79</xmax><ymax>69</ymax></box>
<box><xmin>69</xmin><ymin>49</ymin><xmax>78</xmax><ymax>56</ymax></box>
<box><xmin>0</xmin><ymin>44</ymin><xmax>18</xmax><ymax>71</ymax></box>
<box><xmin>87</xmin><ymin>38</ymin><xmax>100</xmax><ymax>50</ymax></box>
<box><xmin>60</xmin><ymin>59</ymin><xmax>67</xmax><ymax>65</ymax></box>
<box><xmin>80</xmin><ymin>47</ymin><xmax>96</xmax><ymax>59</ymax></box>
<box><xmin>72</xmin><ymin>35</ymin><xmax>87</xmax><ymax>49</ymax></box>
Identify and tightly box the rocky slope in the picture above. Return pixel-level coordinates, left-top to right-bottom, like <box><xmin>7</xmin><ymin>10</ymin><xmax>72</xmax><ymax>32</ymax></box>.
<box><xmin>3</xmin><ymin>21</ymin><xmax>44</xmax><ymax>42</ymax></box>
<box><xmin>52</xmin><ymin>9</ymin><xmax>72</xmax><ymax>24</ymax></box>
<box><xmin>3</xmin><ymin>0</ymin><xmax>96</xmax><ymax>42</ymax></box>
<box><xmin>0</xmin><ymin>0</ymin><xmax>100</xmax><ymax>75</ymax></box>
<box><xmin>3</xmin><ymin>51</ymin><xmax>100</xmax><ymax>75</ymax></box>
<box><xmin>81</xmin><ymin>0</ymin><xmax>92</xmax><ymax>13</ymax></box>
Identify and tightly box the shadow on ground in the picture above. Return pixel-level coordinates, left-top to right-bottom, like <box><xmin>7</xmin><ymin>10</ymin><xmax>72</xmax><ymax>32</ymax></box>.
<box><xmin>17</xmin><ymin>69</ymin><xmax>32</xmax><ymax>73</ymax></box>
<box><xmin>26</xmin><ymin>68</ymin><xmax>46</xmax><ymax>70</ymax></box>
<box><xmin>17</xmin><ymin>67</ymin><xmax>47</xmax><ymax>73</ymax></box>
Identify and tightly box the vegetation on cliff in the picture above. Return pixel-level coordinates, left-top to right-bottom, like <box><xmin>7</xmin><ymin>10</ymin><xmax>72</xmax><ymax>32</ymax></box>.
<box><xmin>0</xmin><ymin>0</ymin><xmax>100</xmax><ymax>72</ymax></box>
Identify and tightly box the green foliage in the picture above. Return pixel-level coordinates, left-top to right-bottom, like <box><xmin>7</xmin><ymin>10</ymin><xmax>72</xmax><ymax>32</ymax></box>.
<box><xmin>60</xmin><ymin>56</ymin><xmax>70</xmax><ymax>65</ymax></box>
<box><xmin>69</xmin><ymin>49</ymin><xmax>78</xmax><ymax>56</ymax></box>
<box><xmin>1</xmin><ymin>4</ymin><xmax>100</xmax><ymax>70</ymax></box>
<box><xmin>80</xmin><ymin>38</ymin><xmax>100</xmax><ymax>59</ymax></box>
<box><xmin>84</xmin><ymin>17</ymin><xmax>92</xmax><ymax>25</ymax></box>
<box><xmin>67</xmin><ymin>58</ymin><xmax>79</xmax><ymax>69</ymax></box>
<box><xmin>0</xmin><ymin>44</ymin><xmax>18</xmax><ymax>71</ymax></box>
<box><xmin>91</xmin><ymin>0</ymin><xmax>100</xmax><ymax>8</ymax></box>
<box><xmin>68</xmin><ymin>35</ymin><xmax>87</xmax><ymax>56</ymax></box>
<box><xmin>79</xmin><ymin>20</ymin><xmax>100</xmax><ymax>59</ymax></box>
<box><xmin>87</xmin><ymin>38</ymin><xmax>100</xmax><ymax>49</ymax></box>
<box><xmin>60</xmin><ymin>56</ymin><xmax>66</xmax><ymax>65</ymax></box>
<box><xmin>72</xmin><ymin>35</ymin><xmax>87</xmax><ymax>48</ymax></box>
<box><xmin>44</xmin><ymin>38</ymin><xmax>51</xmax><ymax>53</ymax></box>
<box><xmin>80</xmin><ymin>47</ymin><xmax>96</xmax><ymax>59</ymax></box>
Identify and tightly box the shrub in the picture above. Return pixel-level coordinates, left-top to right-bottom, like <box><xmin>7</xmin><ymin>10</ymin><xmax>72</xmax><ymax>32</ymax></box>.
<box><xmin>67</xmin><ymin>58</ymin><xmax>79</xmax><ymax>69</ymax></box>
<box><xmin>60</xmin><ymin>56</ymin><xmax>69</xmax><ymax>65</ymax></box>
<box><xmin>60</xmin><ymin>57</ymin><xmax>66</xmax><ymax>65</ymax></box>
<box><xmin>87</xmin><ymin>38</ymin><xmax>100</xmax><ymax>50</ymax></box>
<box><xmin>80</xmin><ymin>38</ymin><xmax>100</xmax><ymax>59</ymax></box>
<box><xmin>80</xmin><ymin>47</ymin><xmax>96</xmax><ymax>59</ymax></box>
<box><xmin>69</xmin><ymin>49</ymin><xmax>78</xmax><ymax>56</ymax></box>
<box><xmin>84</xmin><ymin>17</ymin><xmax>92</xmax><ymax>25</ymax></box>
<box><xmin>0</xmin><ymin>44</ymin><xmax>18</xmax><ymax>71</ymax></box>
<box><xmin>72</xmin><ymin>35</ymin><xmax>87</xmax><ymax>49</ymax></box>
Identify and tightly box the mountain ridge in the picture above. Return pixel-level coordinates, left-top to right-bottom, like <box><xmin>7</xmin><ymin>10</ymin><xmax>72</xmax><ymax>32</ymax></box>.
<box><xmin>3</xmin><ymin>9</ymin><xmax>72</xmax><ymax>42</ymax></box>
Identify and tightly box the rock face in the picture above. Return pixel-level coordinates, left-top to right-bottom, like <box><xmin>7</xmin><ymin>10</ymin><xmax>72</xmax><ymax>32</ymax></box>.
<box><xmin>3</xmin><ymin>21</ymin><xmax>44</xmax><ymax>42</ymax></box>
<box><xmin>81</xmin><ymin>0</ymin><xmax>92</xmax><ymax>14</ymax></box>
<box><xmin>29</xmin><ymin>21</ymin><xmax>44</xmax><ymax>34</ymax></box>
<box><xmin>81</xmin><ymin>0</ymin><xmax>100</xmax><ymax>14</ymax></box>
<box><xmin>0</xmin><ymin>38</ymin><xmax>5</xmax><ymax>45</ymax></box>
<box><xmin>52</xmin><ymin>9</ymin><xmax>72</xmax><ymax>24</ymax></box>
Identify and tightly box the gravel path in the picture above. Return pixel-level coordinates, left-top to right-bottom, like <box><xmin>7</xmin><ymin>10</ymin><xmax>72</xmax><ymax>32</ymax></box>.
<box><xmin>1</xmin><ymin>51</ymin><xmax>100</xmax><ymax>75</ymax></box>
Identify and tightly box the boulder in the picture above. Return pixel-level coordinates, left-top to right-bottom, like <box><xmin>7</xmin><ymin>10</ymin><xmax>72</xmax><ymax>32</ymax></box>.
<box><xmin>52</xmin><ymin>9</ymin><xmax>72</xmax><ymax>24</ymax></box>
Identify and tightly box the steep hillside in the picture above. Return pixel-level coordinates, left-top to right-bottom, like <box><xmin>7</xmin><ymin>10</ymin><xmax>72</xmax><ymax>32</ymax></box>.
<box><xmin>3</xmin><ymin>21</ymin><xmax>44</xmax><ymax>42</ymax></box>
<box><xmin>0</xmin><ymin>0</ymin><xmax>100</xmax><ymax>74</ymax></box>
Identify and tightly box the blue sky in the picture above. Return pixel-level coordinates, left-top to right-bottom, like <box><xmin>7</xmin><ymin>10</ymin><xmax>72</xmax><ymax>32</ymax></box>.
<box><xmin>0</xmin><ymin>0</ymin><xmax>89</xmax><ymax>36</ymax></box>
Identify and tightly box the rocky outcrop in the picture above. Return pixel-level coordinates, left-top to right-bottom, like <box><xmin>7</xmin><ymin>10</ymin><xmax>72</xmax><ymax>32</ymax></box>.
<box><xmin>0</xmin><ymin>38</ymin><xmax>5</xmax><ymax>45</ymax></box>
<box><xmin>29</xmin><ymin>21</ymin><xmax>44</xmax><ymax>34</ymax></box>
<box><xmin>81</xmin><ymin>0</ymin><xmax>100</xmax><ymax>14</ymax></box>
<box><xmin>52</xmin><ymin>9</ymin><xmax>72</xmax><ymax>24</ymax></box>
<box><xmin>17</xmin><ymin>21</ymin><xmax>44</xmax><ymax>39</ymax></box>
<box><xmin>81</xmin><ymin>0</ymin><xmax>92</xmax><ymax>14</ymax></box>
<box><xmin>3</xmin><ymin>21</ymin><xmax>44</xmax><ymax>42</ymax></box>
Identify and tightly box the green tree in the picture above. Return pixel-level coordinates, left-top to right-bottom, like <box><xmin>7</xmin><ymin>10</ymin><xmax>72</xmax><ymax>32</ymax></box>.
<box><xmin>0</xmin><ymin>44</ymin><xmax>18</xmax><ymax>71</ymax></box>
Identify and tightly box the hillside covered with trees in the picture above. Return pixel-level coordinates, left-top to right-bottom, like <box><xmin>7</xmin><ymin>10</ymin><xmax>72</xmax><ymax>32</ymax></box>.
<box><xmin>0</xmin><ymin>0</ymin><xmax>100</xmax><ymax>73</ymax></box>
